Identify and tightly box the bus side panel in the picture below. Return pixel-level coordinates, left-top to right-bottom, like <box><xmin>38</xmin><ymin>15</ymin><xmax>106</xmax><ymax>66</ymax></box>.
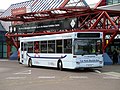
<box><xmin>32</xmin><ymin>58</ymin><xmax>57</xmax><ymax>68</ymax></box>
<box><xmin>26</xmin><ymin>53</ymin><xmax>75</xmax><ymax>69</ymax></box>
<box><xmin>26</xmin><ymin>53</ymin><xmax>63</xmax><ymax>68</ymax></box>
<box><xmin>62</xmin><ymin>54</ymin><xmax>76</xmax><ymax>69</ymax></box>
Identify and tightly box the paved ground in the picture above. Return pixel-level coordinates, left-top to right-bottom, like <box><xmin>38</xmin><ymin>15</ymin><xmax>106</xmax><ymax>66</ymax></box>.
<box><xmin>0</xmin><ymin>59</ymin><xmax>120</xmax><ymax>90</ymax></box>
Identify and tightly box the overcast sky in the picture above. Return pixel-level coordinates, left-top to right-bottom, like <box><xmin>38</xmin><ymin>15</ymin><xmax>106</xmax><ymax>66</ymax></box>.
<box><xmin>0</xmin><ymin>0</ymin><xmax>100</xmax><ymax>10</ymax></box>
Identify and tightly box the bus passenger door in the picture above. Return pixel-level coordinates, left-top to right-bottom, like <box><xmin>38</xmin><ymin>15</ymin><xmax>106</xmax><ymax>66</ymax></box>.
<box><xmin>21</xmin><ymin>42</ymin><xmax>27</xmax><ymax>64</ymax></box>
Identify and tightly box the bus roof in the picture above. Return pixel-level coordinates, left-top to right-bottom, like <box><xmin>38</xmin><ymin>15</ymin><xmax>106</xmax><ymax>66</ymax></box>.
<box><xmin>20</xmin><ymin>32</ymin><xmax>103</xmax><ymax>42</ymax></box>
<box><xmin>20</xmin><ymin>32</ymin><xmax>75</xmax><ymax>42</ymax></box>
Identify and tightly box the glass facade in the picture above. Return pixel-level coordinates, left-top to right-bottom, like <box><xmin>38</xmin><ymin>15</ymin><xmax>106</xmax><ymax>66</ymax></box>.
<box><xmin>107</xmin><ymin>0</ymin><xmax>120</xmax><ymax>5</ymax></box>
<box><xmin>0</xmin><ymin>23</ymin><xmax>7</xmax><ymax>59</ymax></box>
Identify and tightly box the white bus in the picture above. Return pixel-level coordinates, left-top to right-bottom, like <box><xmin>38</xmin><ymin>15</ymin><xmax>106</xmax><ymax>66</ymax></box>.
<box><xmin>20</xmin><ymin>32</ymin><xmax>104</xmax><ymax>70</ymax></box>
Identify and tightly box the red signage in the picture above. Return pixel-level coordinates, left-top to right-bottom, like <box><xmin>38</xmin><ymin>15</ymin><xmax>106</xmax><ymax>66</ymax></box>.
<box><xmin>12</xmin><ymin>21</ymin><xmax>24</xmax><ymax>25</ymax></box>
<box><xmin>11</xmin><ymin>7</ymin><xmax>26</xmax><ymax>16</ymax></box>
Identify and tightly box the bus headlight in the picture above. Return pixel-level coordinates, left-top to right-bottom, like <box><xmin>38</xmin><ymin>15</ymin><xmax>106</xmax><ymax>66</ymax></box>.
<box><xmin>99</xmin><ymin>61</ymin><xmax>103</xmax><ymax>64</ymax></box>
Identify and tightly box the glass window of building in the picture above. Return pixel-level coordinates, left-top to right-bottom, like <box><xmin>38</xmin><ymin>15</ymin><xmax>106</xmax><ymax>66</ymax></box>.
<box><xmin>0</xmin><ymin>22</ymin><xmax>7</xmax><ymax>59</ymax></box>
<box><xmin>113</xmin><ymin>0</ymin><xmax>119</xmax><ymax>3</ymax></box>
<box><xmin>107</xmin><ymin>0</ymin><xmax>120</xmax><ymax>5</ymax></box>
<box><xmin>107</xmin><ymin>0</ymin><xmax>113</xmax><ymax>5</ymax></box>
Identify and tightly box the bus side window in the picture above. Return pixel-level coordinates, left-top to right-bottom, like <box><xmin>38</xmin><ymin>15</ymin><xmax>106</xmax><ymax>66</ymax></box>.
<box><xmin>24</xmin><ymin>42</ymin><xmax>27</xmax><ymax>51</ymax></box>
<box><xmin>34</xmin><ymin>41</ymin><xmax>40</xmax><ymax>53</ymax></box>
<box><xmin>41</xmin><ymin>41</ymin><xmax>47</xmax><ymax>53</ymax></box>
<box><xmin>48</xmin><ymin>40</ymin><xmax>55</xmax><ymax>53</ymax></box>
<box><xmin>28</xmin><ymin>42</ymin><xmax>33</xmax><ymax>53</ymax></box>
<box><xmin>56</xmin><ymin>40</ymin><xmax>62</xmax><ymax>53</ymax></box>
<box><xmin>64</xmin><ymin>39</ymin><xmax>72</xmax><ymax>53</ymax></box>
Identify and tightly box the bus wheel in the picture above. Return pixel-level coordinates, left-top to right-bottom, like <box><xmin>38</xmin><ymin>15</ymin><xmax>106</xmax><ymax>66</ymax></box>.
<box><xmin>58</xmin><ymin>61</ymin><xmax>63</xmax><ymax>71</ymax></box>
<box><xmin>28</xmin><ymin>59</ymin><xmax>32</xmax><ymax>67</ymax></box>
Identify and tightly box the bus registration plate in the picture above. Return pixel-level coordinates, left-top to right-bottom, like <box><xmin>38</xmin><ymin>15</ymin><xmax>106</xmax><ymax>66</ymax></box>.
<box><xmin>86</xmin><ymin>64</ymin><xmax>94</xmax><ymax>67</ymax></box>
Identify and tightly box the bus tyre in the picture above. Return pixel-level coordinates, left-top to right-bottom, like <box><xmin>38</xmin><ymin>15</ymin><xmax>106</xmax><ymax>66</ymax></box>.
<box><xmin>58</xmin><ymin>61</ymin><xmax>63</xmax><ymax>71</ymax></box>
<box><xmin>28</xmin><ymin>59</ymin><xmax>32</xmax><ymax>67</ymax></box>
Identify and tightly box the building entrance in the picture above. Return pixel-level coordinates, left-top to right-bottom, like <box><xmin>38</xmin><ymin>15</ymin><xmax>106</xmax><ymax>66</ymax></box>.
<box><xmin>106</xmin><ymin>39</ymin><xmax>120</xmax><ymax>64</ymax></box>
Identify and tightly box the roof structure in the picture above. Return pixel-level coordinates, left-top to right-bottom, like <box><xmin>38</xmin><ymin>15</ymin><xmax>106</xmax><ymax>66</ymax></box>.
<box><xmin>97</xmin><ymin>3</ymin><xmax>120</xmax><ymax>11</ymax></box>
<box><xmin>0</xmin><ymin>0</ymin><xmax>89</xmax><ymax>31</ymax></box>
<box><xmin>0</xmin><ymin>0</ymin><xmax>89</xmax><ymax>18</ymax></box>
<box><xmin>0</xmin><ymin>0</ymin><xmax>90</xmax><ymax>23</ymax></box>
<box><xmin>0</xmin><ymin>0</ymin><xmax>33</xmax><ymax>17</ymax></box>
